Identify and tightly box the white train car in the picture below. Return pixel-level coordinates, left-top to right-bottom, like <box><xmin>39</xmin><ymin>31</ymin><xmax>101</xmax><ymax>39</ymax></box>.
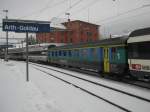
<box><xmin>128</xmin><ymin>27</ymin><xmax>150</xmax><ymax>81</ymax></box>
<box><xmin>28</xmin><ymin>55</ymin><xmax>48</xmax><ymax>62</ymax></box>
<box><xmin>8</xmin><ymin>43</ymin><xmax>66</xmax><ymax>62</ymax></box>
<box><xmin>23</xmin><ymin>43</ymin><xmax>66</xmax><ymax>62</ymax></box>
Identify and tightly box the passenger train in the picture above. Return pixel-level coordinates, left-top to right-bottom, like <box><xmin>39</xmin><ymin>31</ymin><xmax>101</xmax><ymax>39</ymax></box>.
<box><xmin>3</xmin><ymin>27</ymin><xmax>150</xmax><ymax>81</ymax></box>
<box><xmin>128</xmin><ymin>28</ymin><xmax>150</xmax><ymax>80</ymax></box>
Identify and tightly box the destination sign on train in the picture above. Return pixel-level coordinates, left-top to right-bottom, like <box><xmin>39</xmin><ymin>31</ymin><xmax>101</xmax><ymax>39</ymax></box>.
<box><xmin>2</xmin><ymin>19</ymin><xmax>51</xmax><ymax>33</ymax></box>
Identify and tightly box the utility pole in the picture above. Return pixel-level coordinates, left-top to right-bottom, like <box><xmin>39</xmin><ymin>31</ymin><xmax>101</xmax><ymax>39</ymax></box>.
<box><xmin>88</xmin><ymin>8</ymin><xmax>90</xmax><ymax>22</ymax></box>
<box><xmin>3</xmin><ymin>10</ymin><xmax>8</xmax><ymax>61</ymax></box>
<box><xmin>26</xmin><ymin>32</ymin><xmax>29</xmax><ymax>82</ymax></box>
<box><xmin>65</xmin><ymin>12</ymin><xmax>71</xmax><ymax>43</ymax></box>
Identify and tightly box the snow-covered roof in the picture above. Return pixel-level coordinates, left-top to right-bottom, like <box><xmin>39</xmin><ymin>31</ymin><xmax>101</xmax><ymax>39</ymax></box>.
<box><xmin>50</xmin><ymin>17</ymin><xmax>67</xmax><ymax>29</ymax></box>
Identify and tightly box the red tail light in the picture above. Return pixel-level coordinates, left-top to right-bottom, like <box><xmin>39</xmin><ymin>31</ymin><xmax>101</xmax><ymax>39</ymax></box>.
<box><xmin>132</xmin><ymin>64</ymin><xmax>141</xmax><ymax>70</ymax></box>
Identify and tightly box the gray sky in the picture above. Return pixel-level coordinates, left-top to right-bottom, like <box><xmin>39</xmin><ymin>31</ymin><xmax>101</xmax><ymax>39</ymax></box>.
<box><xmin>0</xmin><ymin>0</ymin><xmax>150</xmax><ymax>42</ymax></box>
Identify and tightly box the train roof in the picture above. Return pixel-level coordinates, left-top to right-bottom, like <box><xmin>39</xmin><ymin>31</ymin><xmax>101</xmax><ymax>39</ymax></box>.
<box><xmin>49</xmin><ymin>36</ymin><xmax>128</xmax><ymax>50</ymax></box>
<box><xmin>8</xmin><ymin>43</ymin><xmax>66</xmax><ymax>54</ymax></box>
<box><xmin>129</xmin><ymin>27</ymin><xmax>150</xmax><ymax>37</ymax></box>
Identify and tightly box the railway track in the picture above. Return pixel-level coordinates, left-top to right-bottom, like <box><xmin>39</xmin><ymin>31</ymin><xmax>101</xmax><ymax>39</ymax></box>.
<box><xmin>31</xmin><ymin>63</ymin><xmax>150</xmax><ymax>112</ymax></box>
<box><xmin>31</xmin><ymin>63</ymin><xmax>150</xmax><ymax>102</ymax></box>
<box><xmin>66</xmin><ymin>66</ymin><xmax>150</xmax><ymax>90</ymax></box>
<box><xmin>33</xmin><ymin>62</ymin><xmax>150</xmax><ymax>90</ymax></box>
<box><xmin>36</xmin><ymin>60</ymin><xmax>150</xmax><ymax>90</ymax></box>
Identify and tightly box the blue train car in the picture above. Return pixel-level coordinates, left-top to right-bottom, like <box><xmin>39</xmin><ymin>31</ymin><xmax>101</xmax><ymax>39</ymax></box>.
<box><xmin>48</xmin><ymin>36</ymin><xmax>128</xmax><ymax>76</ymax></box>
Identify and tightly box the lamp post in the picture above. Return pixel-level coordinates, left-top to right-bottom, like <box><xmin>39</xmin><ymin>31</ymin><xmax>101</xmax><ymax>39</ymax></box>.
<box><xmin>3</xmin><ymin>9</ymin><xmax>8</xmax><ymax>61</ymax></box>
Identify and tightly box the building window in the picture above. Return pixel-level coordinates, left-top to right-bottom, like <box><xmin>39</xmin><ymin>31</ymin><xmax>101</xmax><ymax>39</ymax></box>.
<box><xmin>50</xmin><ymin>37</ymin><xmax>54</xmax><ymax>42</ymax></box>
<box><xmin>87</xmin><ymin>32</ymin><xmax>92</xmax><ymax>36</ymax></box>
<box><xmin>60</xmin><ymin>32</ymin><xmax>64</xmax><ymax>43</ymax></box>
<box><xmin>61</xmin><ymin>38</ymin><xmax>64</xmax><ymax>43</ymax></box>
<box><xmin>80</xmin><ymin>38</ymin><xmax>83</xmax><ymax>42</ymax></box>
<box><xmin>70</xmin><ymin>37</ymin><xmax>73</xmax><ymax>43</ymax></box>
<box><xmin>87</xmin><ymin>32</ymin><xmax>92</xmax><ymax>42</ymax></box>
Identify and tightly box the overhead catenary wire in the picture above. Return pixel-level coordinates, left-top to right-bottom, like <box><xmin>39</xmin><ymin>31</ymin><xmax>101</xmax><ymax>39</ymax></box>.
<box><xmin>18</xmin><ymin>0</ymin><xmax>68</xmax><ymax>19</ymax></box>
<box><xmin>99</xmin><ymin>8</ymin><xmax>150</xmax><ymax>25</ymax></box>
<box><xmin>97</xmin><ymin>4</ymin><xmax>150</xmax><ymax>24</ymax></box>
<box><xmin>56</xmin><ymin>0</ymin><xmax>84</xmax><ymax>18</ymax></box>
<box><xmin>69</xmin><ymin>0</ymin><xmax>150</xmax><ymax>26</ymax></box>
<box><xmin>70</xmin><ymin>0</ymin><xmax>103</xmax><ymax>16</ymax></box>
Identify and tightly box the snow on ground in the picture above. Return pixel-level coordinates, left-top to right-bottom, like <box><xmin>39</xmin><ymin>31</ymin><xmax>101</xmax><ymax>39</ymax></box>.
<box><xmin>33</xmin><ymin>63</ymin><xmax>150</xmax><ymax>100</ymax></box>
<box><xmin>0</xmin><ymin>60</ymin><xmax>150</xmax><ymax>112</ymax></box>
<box><xmin>0</xmin><ymin>60</ymin><xmax>61</xmax><ymax>112</ymax></box>
<box><xmin>15</xmin><ymin>61</ymin><xmax>122</xmax><ymax>112</ymax></box>
<box><xmin>31</xmin><ymin>63</ymin><xmax>150</xmax><ymax>112</ymax></box>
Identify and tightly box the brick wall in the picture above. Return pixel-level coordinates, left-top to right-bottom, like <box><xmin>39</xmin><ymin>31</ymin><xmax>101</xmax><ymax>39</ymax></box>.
<box><xmin>36</xmin><ymin>20</ymin><xmax>100</xmax><ymax>44</ymax></box>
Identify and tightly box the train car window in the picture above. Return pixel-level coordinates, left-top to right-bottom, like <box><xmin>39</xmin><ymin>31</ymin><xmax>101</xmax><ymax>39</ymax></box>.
<box><xmin>103</xmin><ymin>49</ymin><xmax>105</xmax><ymax>58</ymax></box>
<box><xmin>132</xmin><ymin>45</ymin><xmax>139</xmax><ymax>58</ymax></box>
<box><xmin>77</xmin><ymin>50</ymin><xmax>79</xmax><ymax>57</ymax></box>
<box><xmin>128</xmin><ymin>44</ymin><xmax>139</xmax><ymax>58</ymax></box>
<box><xmin>49</xmin><ymin>52</ymin><xmax>52</xmax><ymax>56</ymax></box>
<box><xmin>104</xmin><ymin>49</ymin><xmax>106</xmax><ymax>58</ymax></box>
<box><xmin>74</xmin><ymin>49</ymin><xmax>79</xmax><ymax>57</ymax></box>
<box><xmin>63</xmin><ymin>50</ymin><xmax>66</xmax><ymax>56</ymax></box>
<box><xmin>112</xmin><ymin>47</ymin><xmax>116</xmax><ymax>53</ymax></box>
<box><xmin>68</xmin><ymin>50</ymin><xmax>72</xmax><ymax>57</ymax></box>
<box><xmin>55</xmin><ymin>51</ymin><xmax>58</xmax><ymax>57</ymax></box>
<box><xmin>91</xmin><ymin>48</ymin><xmax>98</xmax><ymax>59</ymax></box>
<box><xmin>59</xmin><ymin>51</ymin><xmax>62</xmax><ymax>56</ymax></box>
<box><xmin>138</xmin><ymin>42</ymin><xmax>150</xmax><ymax>59</ymax></box>
<box><xmin>48</xmin><ymin>52</ymin><xmax>51</xmax><ymax>57</ymax></box>
<box><xmin>52</xmin><ymin>51</ymin><xmax>54</xmax><ymax>57</ymax></box>
<box><xmin>111</xmin><ymin>47</ymin><xmax>116</xmax><ymax>60</ymax></box>
<box><xmin>128</xmin><ymin>42</ymin><xmax>150</xmax><ymax>59</ymax></box>
<box><xmin>81</xmin><ymin>49</ymin><xmax>88</xmax><ymax>58</ymax></box>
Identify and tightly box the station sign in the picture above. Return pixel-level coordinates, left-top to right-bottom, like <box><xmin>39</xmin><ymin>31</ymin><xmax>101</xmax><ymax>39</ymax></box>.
<box><xmin>2</xmin><ymin>19</ymin><xmax>50</xmax><ymax>33</ymax></box>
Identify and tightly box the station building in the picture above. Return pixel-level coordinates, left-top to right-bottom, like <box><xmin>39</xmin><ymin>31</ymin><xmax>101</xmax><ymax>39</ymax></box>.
<box><xmin>36</xmin><ymin>20</ymin><xmax>100</xmax><ymax>44</ymax></box>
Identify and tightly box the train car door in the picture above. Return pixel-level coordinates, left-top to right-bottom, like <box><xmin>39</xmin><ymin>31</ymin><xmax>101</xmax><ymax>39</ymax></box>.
<box><xmin>103</xmin><ymin>47</ymin><xmax>110</xmax><ymax>73</ymax></box>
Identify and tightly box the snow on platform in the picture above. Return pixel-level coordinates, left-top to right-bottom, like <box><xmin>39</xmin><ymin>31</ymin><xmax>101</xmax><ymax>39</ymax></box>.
<box><xmin>0</xmin><ymin>60</ymin><xmax>150</xmax><ymax>112</ymax></box>
<box><xmin>0</xmin><ymin>60</ymin><xmax>61</xmax><ymax>112</ymax></box>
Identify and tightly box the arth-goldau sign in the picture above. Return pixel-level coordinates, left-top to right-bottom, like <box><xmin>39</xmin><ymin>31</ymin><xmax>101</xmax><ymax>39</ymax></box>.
<box><xmin>2</xmin><ymin>19</ymin><xmax>51</xmax><ymax>33</ymax></box>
